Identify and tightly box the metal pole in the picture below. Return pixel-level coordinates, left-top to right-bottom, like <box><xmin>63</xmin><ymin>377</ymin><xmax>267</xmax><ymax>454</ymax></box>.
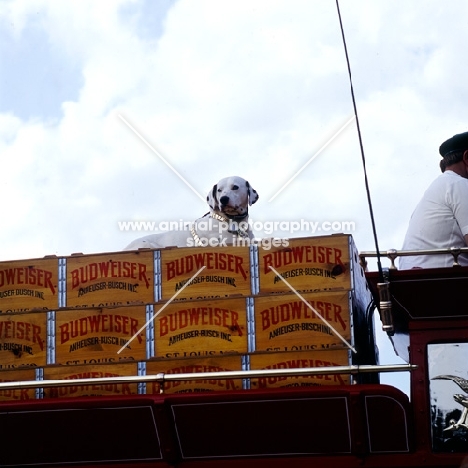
<box><xmin>0</xmin><ymin>364</ymin><xmax>417</xmax><ymax>391</ymax></box>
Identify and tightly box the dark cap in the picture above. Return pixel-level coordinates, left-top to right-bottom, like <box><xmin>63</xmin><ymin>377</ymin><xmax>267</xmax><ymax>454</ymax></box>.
<box><xmin>439</xmin><ymin>131</ymin><xmax>468</xmax><ymax>157</ymax></box>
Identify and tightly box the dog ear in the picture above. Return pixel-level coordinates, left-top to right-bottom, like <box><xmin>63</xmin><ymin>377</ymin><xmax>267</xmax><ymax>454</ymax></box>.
<box><xmin>246</xmin><ymin>181</ymin><xmax>259</xmax><ymax>206</ymax></box>
<box><xmin>207</xmin><ymin>184</ymin><xmax>219</xmax><ymax>210</ymax></box>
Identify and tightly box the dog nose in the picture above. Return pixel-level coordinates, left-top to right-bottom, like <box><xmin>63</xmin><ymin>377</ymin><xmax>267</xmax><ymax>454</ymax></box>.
<box><xmin>220</xmin><ymin>196</ymin><xmax>229</xmax><ymax>205</ymax></box>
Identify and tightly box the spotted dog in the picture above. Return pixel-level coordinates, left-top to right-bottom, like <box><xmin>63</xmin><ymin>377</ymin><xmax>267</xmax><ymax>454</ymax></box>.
<box><xmin>124</xmin><ymin>176</ymin><xmax>259</xmax><ymax>250</ymax></box>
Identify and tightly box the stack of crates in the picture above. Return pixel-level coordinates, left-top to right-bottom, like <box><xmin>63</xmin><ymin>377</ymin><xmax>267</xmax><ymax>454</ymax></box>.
<box><xmin>0</xmin><ymin>234</ymin><xmax>375</xmax><ymax>400</ymax></box>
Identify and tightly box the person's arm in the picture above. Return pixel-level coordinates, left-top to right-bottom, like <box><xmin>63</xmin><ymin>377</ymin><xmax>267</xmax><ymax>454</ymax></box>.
<box><xmin>451</xmin><ymin>179</ymin><xmax>468</xmax><ymax>248</ymax></box>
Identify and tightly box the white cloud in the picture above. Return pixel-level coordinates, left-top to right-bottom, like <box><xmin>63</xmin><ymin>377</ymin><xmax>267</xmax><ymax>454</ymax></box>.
<box><xmin>1</xmin><ymin>0</ymin><xmax>468</xmax><ymax>396</ymax></box>
<box><xmin>1</xmin><ymin>0</ymin><xmax>465</xmax><ymax>259</ymax></box>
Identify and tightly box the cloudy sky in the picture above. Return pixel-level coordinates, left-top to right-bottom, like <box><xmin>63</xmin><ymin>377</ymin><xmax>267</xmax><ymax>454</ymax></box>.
<box><xmin>2</xmin><ymin>0</ymin><xmax>468</xmax><ymax>395</ymax></box>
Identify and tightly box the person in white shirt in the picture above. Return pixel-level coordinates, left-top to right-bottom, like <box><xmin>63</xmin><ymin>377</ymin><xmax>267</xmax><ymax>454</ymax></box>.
<box><xmin>400</xmin><ymin>131</ymin><xmax>468</xmax><ymax>269</ymax></box>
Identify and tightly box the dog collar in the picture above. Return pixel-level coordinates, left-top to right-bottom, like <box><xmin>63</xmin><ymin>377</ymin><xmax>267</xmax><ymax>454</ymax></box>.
<box><xmin>190</xmin><ymin>213</ymin><xmax>249</xmax><ymax>246</ymax></box>
<box><xmin>226</xmin><ymin>212</ymin><xmax>248</xmax><ymax>221</ymax></box>
<box><xmin>211</xmin><ymin>213</ymin><xmax>249</xmax><ymax>238</ymax></box>
<box><xmin>190</xmin><ymin>224</ymin><xmax>204</xmax><ymax>247</ymax></box>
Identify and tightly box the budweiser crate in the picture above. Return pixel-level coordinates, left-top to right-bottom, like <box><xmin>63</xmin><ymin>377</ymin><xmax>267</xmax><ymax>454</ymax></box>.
<box><xmin>0</xmin><ymin>257</ymin><xmax>59</xmax><ymax>313</ymax></box>
<box><xmin>153</xmin><ymin>297</ymin><xmax>248</xmax><ymax>359</ymax></box>
<box><xmin>257</xmin><ymin>234</ymin><xmax>359</xmax><ymax>295</ymax></box>
<box><xmin>0</xmin><ymin>312</ymin><xmax>47</xmax><ymax>369</ymax></box>
<box><xmin>54</xmin><ymin>305</ymin><xmax>147</xmax><ymax>366</ymax></box>
<box><xmin>43</xmin><ymin>362</ymin><xmax>139</xmax><ymax>398</ymax></box>
<box><xmin>249</xmin><ymin>349</ymin><xmax>351</xmax><ymax>389</ymax></box>
<box><xmin>146</xmin><ymin>355</ymin><xmax>243</xmax><ymax>394</ymax></box>
<box><xmin>0</xmin><ymin>368</ymin><xmax>36</xmax><ymax>401</ymax></box>
<box><xmin>160</xmin><ymin>246</ymin><xmax>252</xmax><ymax>301</ymax></box>
<box><xmin>253</xmin><ymin>291</ymin><xmax>352</xmax><ymax>353</ymax></box>
<box><xmin>65</xmin><ymin>250</ymin><xmax>155</xmax><ymax>308</ymax></box>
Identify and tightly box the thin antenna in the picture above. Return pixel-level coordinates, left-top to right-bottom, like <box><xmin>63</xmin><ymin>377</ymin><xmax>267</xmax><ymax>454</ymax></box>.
<box><xmin>335</xmin><ymin>0</ymin><xmax>384</xmax><ymax>280</ymax></box>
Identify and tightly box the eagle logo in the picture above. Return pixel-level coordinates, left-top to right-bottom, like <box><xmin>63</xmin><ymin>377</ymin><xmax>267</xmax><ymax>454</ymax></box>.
<box><xmin>433</xmin><ymin>374</ymin><xmax>468</xmax><ymax>431</ymax></box>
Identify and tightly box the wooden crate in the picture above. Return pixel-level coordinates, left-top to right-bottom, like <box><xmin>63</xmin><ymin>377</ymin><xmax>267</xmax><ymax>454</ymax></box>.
<box><xmin>249</xmin><ymin>349</ymin><xmax>351</xmax><ymax>389</ymax></box>
<box><xmin>160</xmin><ymin>246</ymin><xmax>251</xmax><ymax>301</ymax></box>
<box><xmin>146</xmin><ymin>355</ymin><xmax>243</xmax><ymax>394</ymax></box>
<box><xmin>0</xmin><ymin>368</ymin><xmax>36</xmax><ymax>401</ymax></box>
<box><xmin>253</xmin><ymin>291</ymin><xmax>352</xmax><ymax>352</ymax></box>
<box><xmin>257</xmin><ymin>235</ymin><xmax>353</xmax><ymax>295</ymax></box>
<box><xmin>154</xmin><ymin>297</ymin><xmax>248</xmax><ymax>358</ymax></box>
<box><xmin>0</xmin><ymin>312</ymin><xmax>47</xmax><ymax>369</ymax></box>
<box><xmin>55</xmin><ymin>306</ymin><xmax>147</xmax><ymax>365</ymax></box>
<box><xmin>0</xmin><ymin>257</ymin><xmax>58</xmax><ymax>313</ymax></box>
<box><xmin>66</xmin><ymin>251</ymin><xmax>154</xmax><ymax>308</ymax></box>
<box><xmin>43</xmin><ymin>363</ymin><xmax>139</xmax><ymax>398</ymax></box>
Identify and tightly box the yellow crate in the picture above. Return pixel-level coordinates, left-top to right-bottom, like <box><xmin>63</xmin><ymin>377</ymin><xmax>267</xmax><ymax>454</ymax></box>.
<box><xmin>249</xmin><ymin>349</ymin><xmax>351</xmax><ymax>389</ymax></box>
<box><xmin>43</xmin><ymin>363</ymin><xmax>139</xmax><ymax>398</ymax></box>
<box><xmin>0</xmin><ymin>312</ymin><xmax>47</xmax><ymax>369</ymax></box>
<box><xmin>66</xmin><ymin>251</ymin><xmax>154</xmax><ymax>308</ymax></box>
<box><xmin>258</xmin><ymin>235</ymin><xmax>352</xmax><ymax>295</ymax></box>
<box><xmin>154</xmin><ymin>297</ymin><xmax>248</xmax><ymax>359</ymax></box>
<box><xmin>146</xmin><ymin>355</ymin><xmax>243</xmax><ymax>394</ymax></box>
<box><xmin>55</xmin><ymin>306</ymin><xmax>147</xmax><ymax>365</ymax></box>
<box><xmin>0</xmin><ymin>368</ymin><xmax>36</xmax><ymax>401</ymax></box>
<box><xmin>254</xmin><ymin>291</ymin><xmax>352</xmax><ymax>352</ymax></box>
<box><xmin>0</xmin><ymin>257</ymin><xmax>59</xmax><ymax>313</ymax></box>
<box><xmin>161</xmin><ymin>246</ymin><xmax>251</xmax><ymax>301</ymax></box>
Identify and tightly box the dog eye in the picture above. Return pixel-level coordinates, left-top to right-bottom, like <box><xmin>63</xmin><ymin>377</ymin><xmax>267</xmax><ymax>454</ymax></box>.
<box><xmin>232</xmin><ymin>185</ymin><xmax>239</xmax><ymax>190</ymax></box>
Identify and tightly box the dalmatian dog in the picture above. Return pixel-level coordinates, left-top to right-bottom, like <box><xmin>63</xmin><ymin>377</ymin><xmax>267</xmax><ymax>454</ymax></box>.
<box><xmin>124</xmin><ymin>176</ymin><xmax>259</xmax><ymax>250</ymax></box>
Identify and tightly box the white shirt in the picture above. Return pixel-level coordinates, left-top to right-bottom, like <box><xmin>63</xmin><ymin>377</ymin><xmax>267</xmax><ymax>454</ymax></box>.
<box><xmin>399</xmin><ymin>170</ymin><xmax>468</xmax><ymax>269</ymax></box>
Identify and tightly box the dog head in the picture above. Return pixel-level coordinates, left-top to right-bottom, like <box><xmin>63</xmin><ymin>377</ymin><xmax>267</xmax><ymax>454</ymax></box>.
<box><xmin>207</xmin><ymin>176</ymin><xmax>259</xmax><ymax>218</ymax></box>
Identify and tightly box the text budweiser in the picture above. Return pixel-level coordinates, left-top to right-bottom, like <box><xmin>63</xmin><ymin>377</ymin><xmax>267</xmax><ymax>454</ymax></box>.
<box><xmin>0</xmin><ymin>267</ymin><xmax>55</xmax><ymax>294</ymax></box>
<box><xmin>59</xmin><ymin>314</ymin><xmax>142</xmax><ymax>344</ymax></box>
<box><xmin>263</xmin><ymin>246</ymin><xmax>344</xmax><ymax>274</ymax></box>
<box><xmin>260</xmin><ymin>300</ymin><xmax>346</xmax><ymax>331</ymax></box>
<box><xmin>70</xmin><ymin>261</ymin><xmax>150</xmax><ymax>289</ymax></box>
<box><xmin>159</xmin><ymin>307</ymin><xmax>240</xmax><ymax>336</ymax></box>
<box><xmin>166</xmin><ymin>252</ymin><xmax>247</xmax><ymax>281</ymax></box>
<box><xmin>0</xmin><ymin>320</ymin><xmax>44</xmax><ymax>350</ymax></box>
